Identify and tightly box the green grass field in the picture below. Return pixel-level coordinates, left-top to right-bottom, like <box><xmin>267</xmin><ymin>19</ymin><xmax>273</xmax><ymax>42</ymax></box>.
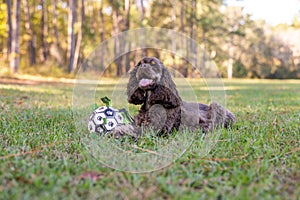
<box><xmin>0</xmin><ymin>78</ymin><xmax>299</xmax><ymax>199</ymax></box>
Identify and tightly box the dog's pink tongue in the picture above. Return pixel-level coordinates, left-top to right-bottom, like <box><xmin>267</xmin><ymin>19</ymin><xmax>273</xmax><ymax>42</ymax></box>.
<box><xmin>139</xmin><ymin>79</ymin><xmax>153</xmax><ymax>87</ymax></box>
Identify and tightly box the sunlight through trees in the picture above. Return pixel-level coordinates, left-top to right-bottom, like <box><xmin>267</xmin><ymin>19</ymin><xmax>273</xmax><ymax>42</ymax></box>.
<box><xmin>0</xmin><ymin>0</ymin><xmax>299</xmax><ymax>78</ymax></box>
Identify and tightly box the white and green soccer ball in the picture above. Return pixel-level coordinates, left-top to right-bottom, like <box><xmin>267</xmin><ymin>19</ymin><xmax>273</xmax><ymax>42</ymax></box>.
<box><xmin>88</xmin><ymin>106</ymin><xmax>132</xmax><ymax>135</ymax></box>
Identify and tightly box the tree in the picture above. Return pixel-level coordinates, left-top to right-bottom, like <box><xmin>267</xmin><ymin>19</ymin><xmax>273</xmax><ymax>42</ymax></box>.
<box><xmin>40</xmin><ymin>0</ymin><xmax>48</xmax><ymax>62</ymax></box>
<box><xmin>99</xmin><ymin>0</ymin><xmax>105</xmax><ymax>42</ymax></box>
<box><xmin>196</xmin><ymin>0</ymin><xmax>226</xmax><ymax>77</ymax></box>
<box><xmin>73</xmin><ymin>0</ymin><xmax>84</xmax><ymax>72</ymax></box>
<box><xmin>223</xmin><ymin>5</ymin><xmax>244</xmax><ymax>79</ymax></box>
<box><xmin>51</xmin><ymin>0</ymin><xmax>62</xmax><ymax>66</ymax></box>
<box><xmin>189</xmin><ymin>0</ymin><xmax>197</xmax><ymax>78</ymax></box>
<box><xmin>10</xmin><ymin>0</ymin><xmax>21</xmax><ymax>74</ymax></box>
<box><xmin>67</xmin><ymin>0</ymin><xmax>77</xmax><ymax>73</ymax></box>
<box><xmin>23</xmin><ymin>0</ymin><xmax>36</xmax><ymax>66</ymax></box>
<box><xmin>1</xmin><ymin>0</ymin><xmax>298</xmax><ymax>78</ymax></box>
<box><xmin>111</xmin><ymin>1</ymin><xmax>122</xmax><ymax>76</ymax></box>
<box><xmin>99</xmin><ymin>0</ymin><xmax>105</xmax><ymax>71</ymax></box>
<box><xmin>180</xmin><ymin>0</ymin><xmax>188</xmax><ymax>77</ymax></box>
<box><xmin>124</xmin><ymin>0</ymin><xmax>131</xmax><ymax>73</ymax></box>
<box><xmin>5</xmin><ymin>0</ymin><xmax>12</xmax><ymax>61</ymax></box>
<box><xmin>138</xmin><ymin>0</ymin><xmax>146</xmax><ymax>57</ymax></box>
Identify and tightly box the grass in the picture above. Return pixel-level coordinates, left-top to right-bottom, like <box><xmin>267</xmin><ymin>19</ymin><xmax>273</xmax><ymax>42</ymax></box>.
<box><xmin>0</xmin><ymin>78</ymin><xmax>299</xmax><ymax>199</ymax></box>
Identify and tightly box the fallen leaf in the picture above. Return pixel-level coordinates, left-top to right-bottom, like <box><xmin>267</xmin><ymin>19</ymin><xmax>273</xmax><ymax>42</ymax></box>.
<box><xmin>273</xmin><ymin>117</ymin><xmax>277</xmax><ymax>127</ymax></box>
<box><xmin>20</xmin><ymin>96</ymin><xmax>29</xmax><ymax>100</ymax></box>
<box><xmin>76</xmin><ymin>171</ymin><xmax>103</xmax><ymax>182</ymax></box>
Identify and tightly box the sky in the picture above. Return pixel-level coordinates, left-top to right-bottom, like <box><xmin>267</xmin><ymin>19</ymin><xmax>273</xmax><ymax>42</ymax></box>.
<box><xmin>226</xmin><ymin>0</ymin><xmax>300</xmax><ymax>25</ymax></box>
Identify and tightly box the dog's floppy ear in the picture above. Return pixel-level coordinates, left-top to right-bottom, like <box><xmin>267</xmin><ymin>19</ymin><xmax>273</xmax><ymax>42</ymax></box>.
<box><xmin>159</xmin><ymin>63</ymin><xmax>180</xmax><ymax>98</ymax></box>
<box><xmin>127</xmin><ymin>62</ymin><xmax>145</xmax><ymax>105</ymax></box>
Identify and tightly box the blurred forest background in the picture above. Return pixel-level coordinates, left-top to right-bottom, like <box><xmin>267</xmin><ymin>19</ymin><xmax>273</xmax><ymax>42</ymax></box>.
<box><xmin>1</xmin><ymin>0</ymin><xmax>300</xmax><ymax>79</ymax></box>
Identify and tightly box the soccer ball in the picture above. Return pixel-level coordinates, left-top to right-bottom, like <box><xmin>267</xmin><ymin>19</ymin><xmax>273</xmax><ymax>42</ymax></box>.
<box><xmin>88</xmin><ymin>106</ymin><xmax>131</xmax><ymax>134</ymax></box>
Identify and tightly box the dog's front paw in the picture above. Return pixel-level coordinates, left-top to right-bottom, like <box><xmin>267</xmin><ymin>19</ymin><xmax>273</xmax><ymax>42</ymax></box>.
<box><xmin>112</xmin><ymin>124</ymin><xmax>139</xmax><ymax>139</ymax></box>
<box><xmin>224</xmin><ymin>111</ymin><xmax>236</xmax><ymax>128</ymax></box>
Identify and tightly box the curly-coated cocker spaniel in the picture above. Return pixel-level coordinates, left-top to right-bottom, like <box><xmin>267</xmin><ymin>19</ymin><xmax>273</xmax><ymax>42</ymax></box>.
<box><xmin>114</xmin><ymin>57</ymin><xmax>236</xmax><ymax>138</ymax></box>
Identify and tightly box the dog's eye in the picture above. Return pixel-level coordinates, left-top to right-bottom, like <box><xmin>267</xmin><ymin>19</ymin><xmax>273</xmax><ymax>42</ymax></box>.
<box><xmin>152</xmin><ymin>64</ymin><xmax>161</xmax><ymax>73</ymax></box>
<box><xmin>150</xmin><ymin>60</ymin><xmax>156</xmax><ymax>65</ymax></box>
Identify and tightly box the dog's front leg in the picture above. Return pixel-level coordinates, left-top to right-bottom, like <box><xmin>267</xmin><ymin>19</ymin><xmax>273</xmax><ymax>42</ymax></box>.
<box><xmin>112</xmin><ymin>123</ymin><xmax>141</xmax><ymax>139</ymax></box>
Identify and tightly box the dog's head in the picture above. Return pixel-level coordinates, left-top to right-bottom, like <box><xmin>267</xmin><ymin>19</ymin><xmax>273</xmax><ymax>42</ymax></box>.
<box><xmin>127</xmin><ymin>57</ymin><xmax>179</xmax><ymax>104</ymax></box>
<box><xmin>134</xmin><ymin>57</ymin><xmax>164</xmax><ymax>90</ymax></box>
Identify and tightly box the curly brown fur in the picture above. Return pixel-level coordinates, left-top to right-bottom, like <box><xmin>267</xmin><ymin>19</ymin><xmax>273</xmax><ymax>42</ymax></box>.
<box><xmin>115</xmin><ymin>57</ymin><xmax>236</xmax><ymax>138</ymax></box>
<box><xmin>127</xmin><ymin>66</ymin><xmax>146</xmax><ymax>105</ymax></box>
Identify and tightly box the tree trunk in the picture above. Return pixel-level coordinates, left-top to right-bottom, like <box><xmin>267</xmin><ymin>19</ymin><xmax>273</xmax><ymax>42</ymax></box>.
<box><xmin>180</xmin><ymin>0</ymin><xmax>188</xmax><ymax>77</ymax></box>
<box><xmin>99</xmin><ymin>0</ymin><xmax>104</xmax><ymax>42</ymax></box>
<box><xmin>171</xmin><ymin>1</ymin><xmax>176</xmax><ymax>70</ymax></box>
<box><xmin>5</xmin><ymin>0</ymin><xmax>12</xmax><ymax>61</ymax></box>
<box><xmin>180</xmin><ymin>0</ymin><xmax>185</xmax><ymax>33</ymax></box>
<box><xmin>228</xmin><ymin>57</ymin><xmax>233</xmax><ymax>79</ymax></box>
<box><xmin>112</xmin><ymin>6</ymin><xmax>122</xmax><ymax>76</ymax></box>
<box><xmin>227</xmin><ymin>24</ymin><xmax>235</xmax><ymax>79</ymax></box>
<box><xmin>190</xmin><ymin>0</ymin><xmax>197</xmax><ymax>78</ymax></box>
<box><xmin>23</xmin><ymin>0</ymin><xmax>36</xmax><ymax>66</ymax></box>
<box><xmin>138</xmin><ymin>0</ymin><xmax>146</xmax><ymax>57</ymax></box>
<box><xmin>201</xmin><ymin>29</ymin><xmax>207</xmax><ymax>77</ymax></box>
<box><xmin>124</xmin><ymin>0</ymin><xmax>131</xmax><ymax>73</ymax></box>
<box><xmin>67</xmin><ymin>0</ymin><xmax>77</xmax><ymax>73</ymax></box>
<box><xmin>124</xmin><ymin>0</ymin><xmax>130</xmax><ymax>31</ymax></box>
<box><xmin>139</xmin><ymin>0</ymin><xmax>145</xmax><ymax>22</ymax></box>
<box><xmin>10</xmin><ymin>0</ymin><xmax>21</xmax><ymax>74</ymax></box>
<box><xmin>99</xmin><ymin>0</ymin><xmax>105</xmax><ymax>71</ymax></box>
<box><xmin>73</xmin><ymin>0</ymin><xmax>84</xmax><ymax>71</ymax></box>
<box><xmin>41</xmin><ymin>0</ymin><xmax>48</xmax><ymax>62</ymax></box>
<box><xmin>228</xmin><ymin>44</ymin><xmax>234</xmax><ymax>79</ymax></box>
<box><xmin>52</xmin><ymin>0</ymin><xmax>62</xmax><ymax>66</ymax></box>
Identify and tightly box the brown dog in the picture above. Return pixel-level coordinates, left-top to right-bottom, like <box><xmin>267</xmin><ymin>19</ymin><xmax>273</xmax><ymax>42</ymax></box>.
<box><xmin>114</xmin><ymin>57</ymin><xmax>235</xmax><ymax>138</ymax></box>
